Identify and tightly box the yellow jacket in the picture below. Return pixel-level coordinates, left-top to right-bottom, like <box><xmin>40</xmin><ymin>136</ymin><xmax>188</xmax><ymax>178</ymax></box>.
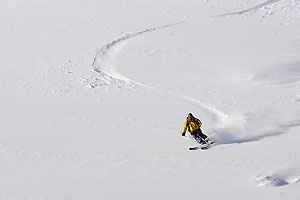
<box><xmin>182</xmin><ymin>117</ymin><xmax>202</xmax><ymax>133</ymax></box>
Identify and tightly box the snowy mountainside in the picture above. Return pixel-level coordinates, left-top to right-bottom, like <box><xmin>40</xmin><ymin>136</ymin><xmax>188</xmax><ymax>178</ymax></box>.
<box><xmin>0</xmin><ymin>0</ymin><xmax>300</xmax><ymax>199</ymax></box>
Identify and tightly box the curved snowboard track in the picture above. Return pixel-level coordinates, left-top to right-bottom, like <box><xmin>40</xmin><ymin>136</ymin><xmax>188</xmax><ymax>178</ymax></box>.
<box><xmin>92</xmin><ymin>21</ymin><xmax>184</xmax><ymax>87</ymax></box>
<box><xmin>91</xmin><ymin>22</ymin><xmax>229</xmax><ymax>125</ymax></box>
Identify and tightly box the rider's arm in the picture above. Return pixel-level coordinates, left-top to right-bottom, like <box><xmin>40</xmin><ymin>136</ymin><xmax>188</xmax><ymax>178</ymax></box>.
<box><xmin>182</xmin><ymin>120</ymin><xmax>188</xmax><ymax>133</ymax></box>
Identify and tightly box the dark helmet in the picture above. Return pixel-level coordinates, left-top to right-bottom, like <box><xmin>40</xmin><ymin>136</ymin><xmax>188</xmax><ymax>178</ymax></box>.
<box><xmin>187</xmin><ymin>113</ymin><xmax>194</xmax><ymax>119</ymax></box>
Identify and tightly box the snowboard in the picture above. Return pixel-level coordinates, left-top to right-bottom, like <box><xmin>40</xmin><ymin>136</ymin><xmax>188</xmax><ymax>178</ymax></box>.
<box><xmin>189</xmin><ymin>141</ymin><xmax>215</xmax><ymax>151</ymax></box>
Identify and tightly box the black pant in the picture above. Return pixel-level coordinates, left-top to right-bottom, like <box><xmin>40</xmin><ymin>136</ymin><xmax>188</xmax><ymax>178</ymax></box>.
<box><xmin>191</xmin><ymin>128</ymin><xmax>208</xmax><ymax>140</ymax></box>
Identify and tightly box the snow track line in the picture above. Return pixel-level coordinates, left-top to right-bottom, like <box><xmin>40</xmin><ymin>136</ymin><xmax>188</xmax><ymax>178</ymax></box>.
<box><xmin>215</xmin><ymin>0</ymin><xmax>281</xmax><ymax>17</ymax></box>
<box><xmin>92</xmin><ymin>21</ymin><xmax>185</xmax><ymax>84</ymax></box>
<box><xmin>92</xmin><ymin>22</ymin><xmax>228</xmax><ymax>123</ymax></box>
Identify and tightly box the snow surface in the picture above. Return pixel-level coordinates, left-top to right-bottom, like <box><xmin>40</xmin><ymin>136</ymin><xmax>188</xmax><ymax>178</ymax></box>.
<box><xmin>1</xmin><ymin>0</ymin><xmax>300</xmax><ymax>199</ymax></box>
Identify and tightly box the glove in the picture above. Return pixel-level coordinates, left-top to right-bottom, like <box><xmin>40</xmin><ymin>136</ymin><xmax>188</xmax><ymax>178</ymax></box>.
<box><xmin>182</xmin><ymin>132</ymin><xmax>186</xmax><ymax>136</ymax></box>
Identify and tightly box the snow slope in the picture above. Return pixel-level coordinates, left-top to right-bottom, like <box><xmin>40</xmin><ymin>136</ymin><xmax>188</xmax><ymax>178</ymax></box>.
<box><xmin>0</xmin><ymin>0</ymin><xmax>300</xmax><ymax>199</ymax></box>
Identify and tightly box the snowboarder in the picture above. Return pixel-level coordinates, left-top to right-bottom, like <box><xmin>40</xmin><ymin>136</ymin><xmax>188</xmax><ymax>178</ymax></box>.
<box><xmin>182</xmin><ymin>113</ymin><xmax>210</xmax><ymax>144</ymax></box>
